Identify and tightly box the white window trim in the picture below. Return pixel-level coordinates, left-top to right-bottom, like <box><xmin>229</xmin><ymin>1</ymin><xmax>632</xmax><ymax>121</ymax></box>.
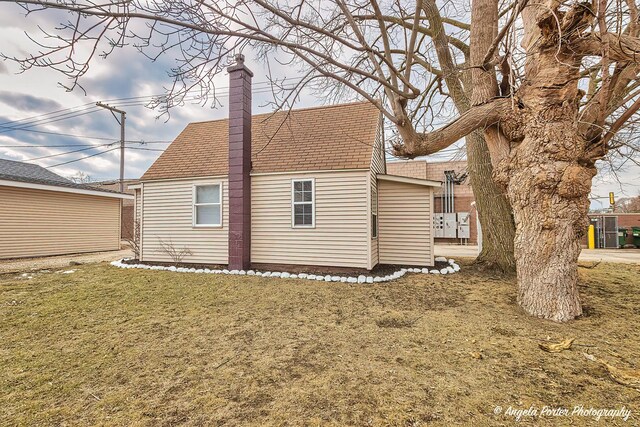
<box><xmin>291</xmin><ymin>178</ymin><xmax>315</xmax><ymax>228</ymax></box>
<box><xmin>192</xmin><ymin>183</ymin><xmax>223</xmax><ymax>228</ymax></box>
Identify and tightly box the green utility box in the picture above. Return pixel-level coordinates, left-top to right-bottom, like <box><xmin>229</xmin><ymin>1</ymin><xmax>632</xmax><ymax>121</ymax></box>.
<box><xmin>618</xmin><ymin>228</ymin><xmax>628</xmax><ymax>248</ymax></box>
<box><xmin>632</xmin><ymin>227</ymin><xmax>640</xmax><ymax>248</ymax></box>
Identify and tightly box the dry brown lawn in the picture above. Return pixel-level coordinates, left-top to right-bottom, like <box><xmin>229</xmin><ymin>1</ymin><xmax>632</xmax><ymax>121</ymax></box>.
<box><xmin>1</xmin><ymin>260</ymin><xmax>638</xmax><ymax>426</ymax></box>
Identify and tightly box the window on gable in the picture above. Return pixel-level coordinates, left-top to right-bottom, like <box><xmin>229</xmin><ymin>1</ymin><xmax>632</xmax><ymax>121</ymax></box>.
<box><xmin>194</xmin><ymin>184</ymin><xmax>222</xmax><ymax>226</ymax></box>
<box><xmin>292</xmin><ymin>179</ymin><xmax>314</xmax><ymax>227</ymax></box>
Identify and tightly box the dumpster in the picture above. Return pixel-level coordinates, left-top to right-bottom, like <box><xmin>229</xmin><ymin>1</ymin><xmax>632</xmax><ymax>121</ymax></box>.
<box><xmin>632</xmin><ymin>227</ymin><xmax>640</xmax><ymax>248</ymax></box>
<box><xmin>618</xmin><ymin>228</ymin><xmax>628</xmax><ymax>248</ymax></box>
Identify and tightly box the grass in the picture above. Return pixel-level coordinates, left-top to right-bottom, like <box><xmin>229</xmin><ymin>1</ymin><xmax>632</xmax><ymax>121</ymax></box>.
<box><xmin>1</xmin><ymin>261</ymin><xmax>639</xmax><ymax>426</ymax></box>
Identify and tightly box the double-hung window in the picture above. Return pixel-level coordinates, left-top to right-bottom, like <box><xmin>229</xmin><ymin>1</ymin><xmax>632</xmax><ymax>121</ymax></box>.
<box><xmin>292</xmin><ymin>179</ymin><xmax>314</xmax><ymax>227</ymax></box>
<box><xmin>193</xmin><ymin>184</ymin><xmax>222</xmax><ymax>227</ymax></box>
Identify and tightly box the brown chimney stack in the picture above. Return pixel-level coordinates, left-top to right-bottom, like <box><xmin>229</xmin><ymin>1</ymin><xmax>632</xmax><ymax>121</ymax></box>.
<box><xmin>227</xmin><ymin>54</ymin><xmax>253</xmax><ymax>270</ymax></box>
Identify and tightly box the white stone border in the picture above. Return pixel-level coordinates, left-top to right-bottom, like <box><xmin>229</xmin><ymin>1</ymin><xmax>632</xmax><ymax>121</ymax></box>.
<box><xmin>110</xmin><ymin>256</ymin><xmax>460</xmax><ymax>283</ymax></box>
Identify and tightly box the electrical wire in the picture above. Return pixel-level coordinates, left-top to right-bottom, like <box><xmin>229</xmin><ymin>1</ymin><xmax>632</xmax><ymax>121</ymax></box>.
<box><xmin>25</xmin><ymin>144</ymin><xmax>114</xmax><ymax>161</ymax></box>
<box><xmin>46</xmin><ymin>147</ymin><xmax>120</xmax><ymax>168</ymax></box>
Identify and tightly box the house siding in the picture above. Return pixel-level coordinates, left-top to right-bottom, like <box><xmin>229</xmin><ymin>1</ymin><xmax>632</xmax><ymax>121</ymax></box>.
<box><xmin>377</xmin><ymin>179</ymin><xmax>434</xmax><ymax>266</ymax></box>
<box><xmin>141</xmin><ymin>178</ymin><xmax>229</xmax><ymax>264</ymax></box>
<box><xmin>251</xmin><ymin>171</ymin><xmax>370</xmax><ymax>269</ymax></box>
<box><xmin>0</xmin><ymin>185</ymin><xmax>121</xmax><ymax>259</ymax></box>
<box><xmin>368</xmin><ymin>118</ymin><xmax>385</xmax><ymax>269</ymax></box>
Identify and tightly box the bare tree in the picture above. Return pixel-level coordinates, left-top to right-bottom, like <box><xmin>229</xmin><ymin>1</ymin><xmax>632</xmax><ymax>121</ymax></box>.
<box><xmin>157</xmin><ymin>238</ymin><xmax>192</xmax><ymax>266</ymax></box>
<box><xmin>68</xmin><ymin>171</ymin><xmax>93</xmax><ymax>184</ymax></box>
<box><xmin>2</xmin><ymin>0</ymin><xmax>639</xmax><ymax>321</ymax></box>
<box><xmin>123</xmin><ymin>219</ymin><xmax>141</xmax><ymax>260</ymax></box>
<box><xmin>616</xmin><ymin>194</ymin><xmax>640</xmax><ymax>213</ymax></box>
<box><xmin>0</xmin><ymin>0</ymin><xmax>517</xmax><ymax>273</ymax></box>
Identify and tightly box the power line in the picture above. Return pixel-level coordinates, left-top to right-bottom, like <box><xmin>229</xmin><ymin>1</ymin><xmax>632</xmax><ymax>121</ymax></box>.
<box><xmin>46</xmin><ymin>147</ymin><xmax>120</xmax><ymax>168</ymax></box>
<box><xmin>0</xmin><ymin>108</ymin><xmax>102</xmax><ymax>135</ymax></box>
<box><xmin>0</xmin><ymin>140</ymin><xmax>171</xmax><ymax>148</ymax></box>
<box><xmin>25</xmin><ymin>144</ymin><xmax>114</xmax><ymax>161</ymax></box>
<box><xmin>0</xmin><ymin>102</ymin><xmax>95</xmax><ymax>127</ymax></box>
<box><xmin>127</xmin><ymin>146</ymin><xmax>165</xmax><ymax>152</ymax></box>
<box><xmin>0</xmin><ymin>78</ymin><xmax>305</xmax><ymax>127</ymax></box>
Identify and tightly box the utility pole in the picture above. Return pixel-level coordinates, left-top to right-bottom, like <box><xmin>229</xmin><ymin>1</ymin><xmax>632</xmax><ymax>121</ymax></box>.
<box><xmin>96</xmin><ymin>102</ymin><xmax>126</xmax><ymax>192</ymax></box>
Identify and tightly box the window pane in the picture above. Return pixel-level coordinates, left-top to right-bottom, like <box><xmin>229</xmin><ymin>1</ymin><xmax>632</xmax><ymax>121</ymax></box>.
<box><xmin>196</xmin><ymin>185</ymin><xmax>219</xmax><ymax>204</ymax></box>
<box><xmin>294</xmin><ymin>203</ymin><xmax>312</xmax><ymax>225</ymax></box>
<box><xmin>303</xmin><ymin>189</ymin><xmax>313</xmax><ymax>202</ymax></box>
<box><xmin>294</xmin><ymin>181</ymin><xmax>312</xmax><ymax>203</ymax></box>
<box><xmin>372</xmin><ymin>213</ymin><xmax>378</xmax><ymax>237</ymax></box>
<box><xmin>196</xmin><ymin>204</ymin><xmax>221</xmax><ymax>225</ymax></box>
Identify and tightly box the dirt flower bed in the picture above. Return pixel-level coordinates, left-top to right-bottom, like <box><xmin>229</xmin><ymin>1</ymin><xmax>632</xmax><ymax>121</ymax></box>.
<box><xmin>119</xmin><ymin>258</ymin><xmax>453</xmax><ymax>277</ymax></box>
<box><xmin>1</xmin><ymin>260</ymin><xmax>638</xmax><ymax>426</ymax></box>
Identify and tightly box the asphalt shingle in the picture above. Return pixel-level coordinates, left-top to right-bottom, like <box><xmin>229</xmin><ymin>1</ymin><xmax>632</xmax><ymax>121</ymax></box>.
<box><xmin>142</xmin><ymin>101</ymin><xmax>381</xmax><ymax>181</ymax></box>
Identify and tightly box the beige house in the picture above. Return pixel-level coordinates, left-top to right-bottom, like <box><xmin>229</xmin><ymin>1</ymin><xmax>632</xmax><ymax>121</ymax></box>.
<box><xmin>0</xmin><ymin>158</ymin><xmax>133</xmax><ymax>259</ymax></box>
<box><xmin>132</xmin><ymin>54</ymin><xmax>439</xmax><ymax>270</ymax></box>
<box><xmin>134</xmin><ymin>106</ymin><xmax>440</xmax><ymax>269</ymax></box>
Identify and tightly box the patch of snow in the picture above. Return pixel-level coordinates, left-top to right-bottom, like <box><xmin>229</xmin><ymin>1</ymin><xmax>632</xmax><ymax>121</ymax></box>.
<box><xmin>62</xmin><ymin>270</ymin><xmax>76</xmax><ymax>274</ymax></box>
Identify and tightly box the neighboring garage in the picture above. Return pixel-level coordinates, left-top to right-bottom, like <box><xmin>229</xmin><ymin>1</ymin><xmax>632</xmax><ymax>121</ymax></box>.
<box><xmin>0</xmin><ymin>158</ymin><xmax>133</xmax><ymax>260</ymax></box>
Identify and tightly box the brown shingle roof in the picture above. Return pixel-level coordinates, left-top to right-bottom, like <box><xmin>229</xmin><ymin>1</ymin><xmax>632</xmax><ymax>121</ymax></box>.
<box><xmin>141</xmin><ymin>102</ymin><xmax>380</xmax><ymax>181</ymax></box>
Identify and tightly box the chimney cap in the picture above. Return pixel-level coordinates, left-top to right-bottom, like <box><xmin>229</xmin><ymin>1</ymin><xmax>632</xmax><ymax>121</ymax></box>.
<box><xmin>227</xmin><ymin>53</ymin><xmax>253</xmax><ymax>76</ymax></box>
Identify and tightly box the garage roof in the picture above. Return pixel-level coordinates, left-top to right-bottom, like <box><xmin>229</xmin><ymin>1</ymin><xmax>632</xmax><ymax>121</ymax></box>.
<box><xmin>0</xmin><ymin>158</ymin><xmax>133</xmax><ymax>199</ymax></box>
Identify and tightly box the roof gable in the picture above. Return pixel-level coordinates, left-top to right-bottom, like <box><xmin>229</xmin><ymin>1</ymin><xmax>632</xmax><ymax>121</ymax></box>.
<box><xmin>142</xmin><ymin>101</ymin><xmax>381</xmax><ymax>181</ymax></box>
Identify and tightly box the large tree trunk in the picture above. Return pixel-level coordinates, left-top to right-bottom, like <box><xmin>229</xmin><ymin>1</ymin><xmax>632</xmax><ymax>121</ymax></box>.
<box><xmin>505</xmin><ymin>114</ymin><xmax>595</xmax><ymax>321</ymax></box>
<box><xmin>423</xmin><ymin>0</ymin><xmax>516</xmax><ymax>272</ymax></box>
<box><xmin>466</xmin><ymin>0</ymin><xmax>515</xmax><ymax>272</ymax></box>
<box><xmin>466</xmin><ymin>130</ymin><xmax>515</xmax><ymax>272</ymax></box>
<box><xmin>495</xmin><ymin>41</ymin><xmax>597</xmax><ymax>321</ymax></box>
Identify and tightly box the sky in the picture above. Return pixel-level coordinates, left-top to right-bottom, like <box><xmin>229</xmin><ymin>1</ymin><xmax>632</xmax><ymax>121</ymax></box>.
<box><xmin>0</xmin><ymin>4</ymin><xmax>637</xmax><ymax>210</ymax></box>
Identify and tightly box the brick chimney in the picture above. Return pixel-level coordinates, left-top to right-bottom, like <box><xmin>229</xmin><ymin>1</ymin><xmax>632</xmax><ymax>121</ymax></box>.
<box><xmin>227</xmin><ymin>54</ymin><xmax>253</xmax><ymax>270</ymax></box>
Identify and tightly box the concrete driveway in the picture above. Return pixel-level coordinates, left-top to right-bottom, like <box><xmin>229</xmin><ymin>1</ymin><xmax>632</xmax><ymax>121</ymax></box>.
<box><xmin>436</xmin><ymin>244</ymin><xmax>640</xmax><ymax>264</ymax></box>
<box><xmin>0</xmin><ymin>248</ymin><xmax>133</xmax><ymax>274</ymax></box>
